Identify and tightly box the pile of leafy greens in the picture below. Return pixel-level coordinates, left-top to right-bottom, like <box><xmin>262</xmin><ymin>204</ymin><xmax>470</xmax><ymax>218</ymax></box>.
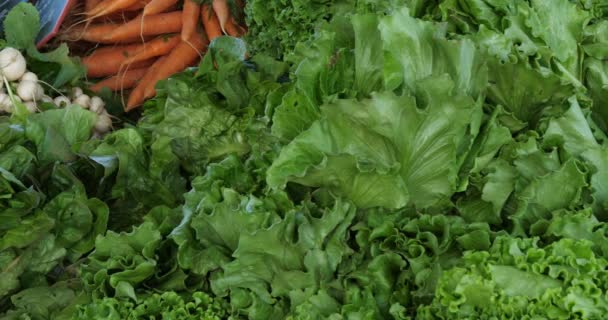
<box><xmin>3</xmin><ymin>0</ymin><xmax>608</xmax><ymax>319</ymax></box>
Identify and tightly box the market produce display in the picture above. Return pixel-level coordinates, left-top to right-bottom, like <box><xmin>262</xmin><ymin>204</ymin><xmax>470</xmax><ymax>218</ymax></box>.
<box><xmin>2</xmin><ymin>0</ymin><xmax>608</xmax><ymax>319</ymax></box>
<box><xmin>62</xmin><ymin>0</ymin><xmax>246</xmax><ymax>110</ymax></box>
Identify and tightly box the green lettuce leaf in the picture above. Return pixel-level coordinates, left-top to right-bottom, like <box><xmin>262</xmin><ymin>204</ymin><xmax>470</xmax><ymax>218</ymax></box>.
<box><xmin>268</xmin><ymin>77</ymin><xmax>478</xmax><ymax>209</ymax></box>
<box><xmin>25</xmin><ymin>105</ymin><xmax>97</xmax><ymax>164</ymax></box>
<box><xmin>244</xmin><ymin>0</ymin><xmax>335</xmax><ymax>58</ymax></box>
<box><xmin>81</xmin><ymin>222</ymin><xmax>162</xmax><ymax>299</ymax></box>
<box><xmin>510</xmin><ymin>158</ymin><xmax>587</xmax><ymax>235</ymax></box>
<box><xmin>584</xmin><ymin>57</ymin><xmax>608</xmax><ymax>134</ymax></box>
<box><xmin>524</xmin><ymin>0</ymin><xmax>589</xmax><ymax>78</ymax></box>
<box><xmin>209</xmin><ymin>200</ymin><xmax>357</xmax><ymax>319</ymax></box>
<box><xmin>583</xmin><ymin>20</ymin><xmax>608</xmax><ymax>59</ymax></box>
<box><xmin>89</xmin><ymin>128</ymin><xmax>183</xmax><ymax>225</ymax></box>
<box><xmin>0</xmin><ymin>286</ymin><xmax>75</xmax><ymax>320</ymax></box>
<box><xmin>419</xmin><ymin>237</ymin><xmax>608</xmax><ymax>319</ymax></box>
<box><xmin>73</xmin><ymin>291</ymin><xmax>228</xmax><ymax>320</ymax></box>
<box><xmin>543</xmin><ymin>97</ymin><xmax>608</xmax><ymax>218</ymax></box>
<box><xmin>379</xmin><ymin>7</ymin><xmax>488</xmax><ymax>97</ymax></box>
<box><xmin>43</xmin><ymin>192</ymin><xmax>108</xmax><ymax>261</ymax></box>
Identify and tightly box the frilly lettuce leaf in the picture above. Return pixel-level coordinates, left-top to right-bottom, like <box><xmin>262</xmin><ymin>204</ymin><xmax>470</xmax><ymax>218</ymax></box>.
<box><xmin>244</xmin><ymin>0</ymin><xmax>336</xmax><ymax>58</ymax></box>
<box><xmin>73</xmin><ymin>291</ymin><xmax>228</xmax><ymax>320</ymax></box>
<box><xmin>419</xmin><ymin>237</ymin><xmax>608</xmax><ymax>319</ymax></box>
<box><xmin>88</xmin><ymin>129</ymin><xmax>184</xmax><ymax>227</ymax></box>
<box><xmin>379</xmin><ymin>7</ymin><xmax>488</xmax><ymax>97</ymax></box>
<box><xmin>543</xmin><ymin>97</ymin><xmax>608</xmax><ymax>218</ymax></box>
<box><xmin>584</xmin><ymin>57</ymin><xmax>608</xmax><ymax>134</ymax></box>
<box><xmin>80</xmin><ymin>222</ymin><xmax>162</xmax><ymax>300</ymax></box>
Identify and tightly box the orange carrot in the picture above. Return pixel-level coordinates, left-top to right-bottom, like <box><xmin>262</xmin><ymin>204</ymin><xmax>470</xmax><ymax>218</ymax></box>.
<box><xmin>224</xmin><ymin>17</ymin><xmax>245</xmax><ymax>37</ymax></box>
<box><xmin>103</xmin><ymin>11</ymin><xmax>183</xmax><ymax>42</ymax></box>
<box><xmin>201</xmin><ymin>4</ymin><xmax>222</xmax><ymax>41</ymax></box>
<box><xmin>212</xmin><ymin>0</ymin><xmax>230</xmax><ymax>34</ymax></box>
<box><xmin>90</xmin><ymin>67</ymin><xmax>149</xmax><ymax>92</ymax></box>
<box><xmin>87</xmin><ymin>0</ymin><xmax>140</xmax><ymax>19</ymax></box>
<box><xmin>86</xmin><ymin>0</ymin><xmax>102</xmax><ymax>12</ymax></box>
<box><xmin>87</xmin><ymin>57</ymin><xmax>154</xmax><ymax>78</ymax></box>
<box><xmin>62</xmin><ymin>23</ymin><xmax>154</xmax><ymax>43</ymax></box>
<box><xmin>126</xmin><ymin>56</ymin><xmax>168</xmax><ymax>110</ymax></box>
<box><xmin>92</xmin><ymin>10</ymin><xmax>141</xmax><ymax>24</ymax></box>
<box><xmin>143</xmin><ymin>0</ymin><xmax>179</xmax><ymax>16</ymax></box>
<box><xmin>61</xmin><ymin>24</ymin><xmax>117</xmax><ymax>42</ymax></box>
<box><xmin>85</xmin><ymin>43</ymin><xmax>145</xmax><ymax>58</ymax></box>
<box><xmin>121</xmin><ymin>34</ymin><xmax>180</xmax><ymax>65</ymax></box>
<box><xmin>83</xmin><ymin>44</ymin><xmax>148</xmax><ymax>77</ymax></box>
<box><xmin>142</xmin><ymin>31</ymin><xmax>208</xmax><ymax>100</ymax></box>
<box><xmin>124</xmin><ymin>0</ymin><xmax>152</xmax><ymax>11</ymax></box>
<box><xmin>85</xmin><ymin>0</ymin><xmax>150</xmax><ymax>23</ymax></box>
<box><xmin>181</xmin><ymin>0</ymin><xmax>201</xmax><ymax>41</ymax></box>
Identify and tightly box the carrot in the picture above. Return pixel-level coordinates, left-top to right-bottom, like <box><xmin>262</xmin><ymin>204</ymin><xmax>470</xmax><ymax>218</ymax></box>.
<box><xmin>86</xmin><ymin>0</ymin><xmax>150</xmax><ymax>24</ymax></box>
<box><xmin>182</xmin><ymin>0</ymin><xmax>201</xmax><ymax>42</ymax></box>
<box><xmin>124</xmin><ymin>0</ymin><xmax>152</xmax><ymax>11</ymax></box>
<box><xmin>83</xmin><ymin>44</ymin><xmax>147</xmax><ymax>78</ymax></box>
<box><xmin>88</xmin><ymin>57</ymin><xmax>154</xmax><ymax>79</ymax></box>
<box><xmin>212</xmin><ymin>0</ymin><xmax>230</xmax><ymax>34</ymax></box>
<box><xmin>90</xmin><ymin>67</ymin><xmax>149</xmax><ymax>92</ymax></box>
<box><xmin>85</xmin><ymin>0</ymin><xmax>102</xmax><ymax>12</ymax></box>
<box><xmin>224</xmin><ymin>17</ymin><xmax>245</xmax><ymax>37</ymax></box>
<box><xmin>142</xmin><ymin>31</ymin><xmax>209</xmax><ymax>100</ymax></box>
<box><xmin>91</xmin><ymin>10</ymin><xmax>141</xmax><ymax>24</ymax></box>
<box><xmin>85</xmin><ymin>43</ymin><xmax>145</xmax><ymax>57</ymax></box>
<box><xmin>143</xmin><ymin>0</ymin><xmax>179</xmax><ymax>16</ymax></box>
<box><xmin>61</xmin><ymin>23</ymin><xmax>117</xmax><ymax>42</ymax></box>
<box><xmin>201</xmin><ymin>4</ymin><xmax>222</xmax><ymax>41</ymax></box>
<box><xmin>103</xmin><ymin>11</ymin><xmax>183</xmax><ymax>42</ymax></box>
<box><xmin>86</xmin><ymin>0</ymin><xmax>140</xmax><ymax>19</ymax></box>
<box><xmin>61</xmin><ymin>23</ymin><xmax>153</xmax><ymax>43</ymax></box>
<box><xmin>126</xmin><ymin>56</ymin><xmax>168</xmax><ymax>110</ymax></box>
<box><xmin>121</xmin><ymin>34</ymin><xmax>180</xmax><ymax>65</ymax></box>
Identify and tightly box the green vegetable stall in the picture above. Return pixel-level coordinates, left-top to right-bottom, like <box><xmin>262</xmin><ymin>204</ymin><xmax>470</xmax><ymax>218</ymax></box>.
<box><xmin>2</xmin><ymin>0</ymin><xmax>608</xmax><ymax>319</ymax></box>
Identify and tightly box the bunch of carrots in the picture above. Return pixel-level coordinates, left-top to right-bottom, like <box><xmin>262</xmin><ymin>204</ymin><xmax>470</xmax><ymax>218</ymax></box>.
<box><xmin>63</xmin><ymin>0</ymin><xmax>246</xmax><ymax>111</ymax></box>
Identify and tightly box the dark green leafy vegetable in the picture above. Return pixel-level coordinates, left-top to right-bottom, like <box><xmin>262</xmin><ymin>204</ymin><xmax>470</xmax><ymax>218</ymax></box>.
<box><xmin>4</xmin><ymin>0</ymin><xmax>608</xmax><ymax>319</ymax></box>
<box><xmin>0</xmin><ymin>110</ymin><xmax>108</xmax><ymax>315</ymax></box>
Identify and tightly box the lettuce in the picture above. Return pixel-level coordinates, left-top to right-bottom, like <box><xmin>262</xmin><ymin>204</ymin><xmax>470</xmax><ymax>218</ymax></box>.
<box><xmin>244</xmin><ymin>0</ymin><xmax>338</xmax><ymax>58</ymax></box>
<box><xmin>5</xmin><ymin>1</ymin><xmax>608</xmax><ymax>319</ymax></box>
<box><xmin>268</xmin><ymin>85</ymin><xmax>478</xmax><ymax>209</ymax></box>
<box><xmin>418</xmin><ymin>237</ymin><xmax>608</xmax><ymax>319</ymax></box>
<box><xmin>73</xmin><ymin>291</ymin><xmax>228</xmax><ymax>320</ymax></box>
<box><xmin>0</xmin><ymin>109</ymin><xmax>108</xmax><ymax>310</ymax></box>
<box><xmin>260</xmin><ymin>1</ymin><xmax>608</xmax><ymax>318</ymax></box>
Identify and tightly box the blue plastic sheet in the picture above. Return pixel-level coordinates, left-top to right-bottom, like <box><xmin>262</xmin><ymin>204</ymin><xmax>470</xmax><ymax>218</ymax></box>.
<box><xmin>35</xmin><ymin>0</ymin><xmax>75</xmax><ymax>47</ymax></box>
<box><xmin>0</xmin><ymin>0</ymin><xmax>75</xmax><ymax>47</ymax></box>
<box><xmin>0</xmin><ymin>0</ymin><xmax>27</xmax><ymax>34</ymax></box>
